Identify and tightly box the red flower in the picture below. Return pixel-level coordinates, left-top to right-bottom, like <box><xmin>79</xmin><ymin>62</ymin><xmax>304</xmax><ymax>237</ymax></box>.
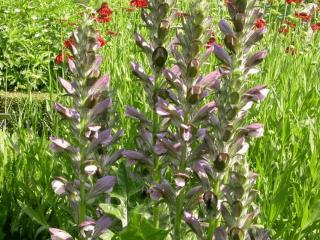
<box><xmin>294</xmin><ymin>12</ymin><xmax>312</xmax><ymax>22</ymax></box>
<box><xmin>130</xmin><ymin>0</ymin><xmax>148</xmax><ymax>8</ymax></box>
<box><xmin>284</xmin><ymin>20</ymin><xmax>296</xmax><ymax>29</ymax></box>
<box><xmin>97</xmin><ymin>3</ymin><xmax>113</xmax><ymax>17</ymax></box>
<box><xmin>311</xmin><ymin>23</ymin><xmax>320</xmax><ymax>32</ymax></box>
<box><xmin>206</xmin><ymin>35</ymin><xmax>216</xmax><ymax>49</ymax></box>
<box><xmin>97</xmin><ymin>36</ymin><xmax>106</xmax><ymax>47</ymax></box>
<box><xmin>255</xmin><ymin>18</ymin><xmax>266</xmax><ymax>29</ymax></box>
<box><xmin>64</xmin><ymin>37</ymin><xmax>75</xmax><ymax>50</ymax></box>
<box><xmin>278</xmin><ymin>27</ymin><xmax>289</xmax><ymax>34</ymax></box>
<box><xmin>175</xmin><ymin>11</ymin><xmax>189</xmax><ymax>19</ymax></box>
<box><xmin>95</xmin><ymin>3</ymin><xmax>112</xmax><ymax>23</ymax></box>
<box><xmin>286</xmin><ymin>0</ymin><xmax>303</xmax><ymax>3</ymax></box>
<box><xmin>55</xmin><ymin>53</ymin><xmax>64</xmax><ymax>64</ymax></box>
<box><xmin>106</xmin><ymin>30</ymin><xmax>118</xmax><ymax>36</ymax></box>
<box><xmin>96</xmin><ymin>16</ymin><xmax>112</xmax><ymax>23</ymax></box>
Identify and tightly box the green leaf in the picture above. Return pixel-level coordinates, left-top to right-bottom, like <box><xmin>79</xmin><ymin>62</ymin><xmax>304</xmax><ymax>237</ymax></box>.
<box><xmin>22</xmin><ymin>206</ymin><xmax>48</xmax><ymax>227</ymax></box>
<box><xmin>100</xmin><ymin>203</ymin><xmax>126</xmax><ymax>224</ymax></box>
<box><xmin>118</xmin><ymin>211</ymin><xmax>169</xmax><ymax>240</ymax></box>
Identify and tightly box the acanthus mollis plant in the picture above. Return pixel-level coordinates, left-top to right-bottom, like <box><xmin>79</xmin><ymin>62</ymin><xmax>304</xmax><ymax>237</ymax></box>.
<box><xmin>124</xmin><ymin>0</ymin><xmax>177</xmax><ymax>226</ymax></box>
<box><xmin>203</xmin><ymin>0</ymin><xmax>270</xmax><ymax>239</ymax></box>
<box><xmin>49</xmin><ymin>17</ymin><xmax>123</xmax><ymax>239</ymax></box>
<box><xmin>127</xmin><ymin>0</ymin><xmax>222</xmax><ymax>238</ymax></box>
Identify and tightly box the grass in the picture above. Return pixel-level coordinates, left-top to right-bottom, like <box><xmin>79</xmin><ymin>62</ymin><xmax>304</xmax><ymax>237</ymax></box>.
<box><xmin>0</xmin><ymin>0</ymin><xmax>319</xmax><ymax>239</ymax></box>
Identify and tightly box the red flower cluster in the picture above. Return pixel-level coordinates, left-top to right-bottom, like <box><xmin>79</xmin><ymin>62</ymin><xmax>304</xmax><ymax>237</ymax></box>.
<box><xmin>278</xmin><ymin>20</ymin><xmax>297</xmax><ymax>35</ymax></box>
<box><xmin>55</xmin><ymin>53</ymin><xmax>73</xmax><ymax>65</ymax></box>
<box><xmin>55</xmin><ymin>34</ymin><xmax>107</xmax><ymax>65</ymax></box>
<box><xmin>130</xmin><ymin>0</ymin><xmax>148</xmax><ymax>8</ymax></box>
<box><xmin>206</xmin><ymin>34</ymin><xmax>216</xmax><ymax>49</ymax></box>
<box><xmin>97</xmin><ymin>35</ymin><xmax>107</xmax><ymax>47</ymax></box>
<box><xmin>64</xmin><ymin>37</ymin><xmax>75</xmax><ymax>50</ymax></box>
<box><xmin>96</xmin><ymin>3</ymin><xmax>112</xmax><ymax>23</ymax></box>
<box><xmin>278</xmin><ymin>27</ymin><xmax>289</xmax><ymax>34</ymax></box>
<box><xmin>286</xmin><ymin>0</ymin><xmax>303</xmax><ymax>4</ymax></box>
<box><xmin>255</xmin><ymin>18</ymin><xmax>266</xmax><ymax>29</ymax></box>
<box><xmin>311</xmin><ymin>23</ymin><xmax>320</xmax><ymax>32</ymax></box>
<box><xmin>294</xmin><ymin>12</ymin><xmax>312</xmax><ymax>22</ymax></box>
<box><xmin>175</xmin><ymin>11</ymin><xmax>189</xmax><ymax>19</ymax></box>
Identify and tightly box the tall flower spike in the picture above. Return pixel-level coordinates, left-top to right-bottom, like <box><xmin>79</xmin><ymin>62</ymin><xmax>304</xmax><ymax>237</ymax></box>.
<box><xmin>134</xmin><ymin>0</ymin><xmax>223</xmax><ymax>238</ymax></box>
<box><xmin>49</xmin><ymin>17</ymin><xmax>122</xmax><ymax>239</ymax></box>
<box><xmin>205</xmin><ymin>0</ymin><xmax>270</xmax><ymax>239</ymax></box>
<box><xmin>125</xmin><ymin>0</ymin><xmax>177</xmax><ymax>230</ymax></box>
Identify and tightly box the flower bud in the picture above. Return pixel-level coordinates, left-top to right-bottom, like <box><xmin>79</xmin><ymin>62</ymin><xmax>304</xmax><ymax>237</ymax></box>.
<box><xmin>229</xmin><ymin>227</ymin><xmax>244</xmax><ymax>240</ymax></box>
<box><xmin>214</xmin><ymin>153</ymin><xmax>229</xmax><ymax>172</ymax></box>
<box><xmin>187</xmin><ymin>85</ymin><xmax>203</xmax><ymax>104</ymax></box>
<box><xmin>203</xmin><ymin>191</ymin><xmax>217</xmax><ymax>210</ymax></box>
<box><xmin>234</xmin><ymin>13</ymin><xmax>245</xmax><ymax>32</ymax></box>
<box><xmin>158</xmin><ymin>20</ymin><xmax>170</xmax><ymax>40</ymax></box>
<box><xmin>232</xmin><ymin>200</ymin><xmax>243</xmax><ymax>217</ymax></box>
<box><xmin>152</xmin><ymin>47</ymin><xmax>168</xmax><ymax>68</ymax></box>
<box><xmin>187</xmin><ymin>59</ymin><xmax>200</xmax><ymax>78</ymax></box>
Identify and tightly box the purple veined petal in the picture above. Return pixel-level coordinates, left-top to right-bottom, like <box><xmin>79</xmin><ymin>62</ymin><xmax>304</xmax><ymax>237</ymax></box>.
<box><xmin>49</xmin><ymin>228</ymin><xmax>73</xmax><ymax>240</ymax></box>
<box><xmin>85</xmin><ymin>56</ymin><xmax>103</xmax><ymax>77</ymax></box>
<box><xmin>213</xmin><ymin>44</ymin><xmax>232</xmax><ymax>67</ymax></box>
<box><xmin>125</xmin><ymin>106</ymin><xmax>150</xmax><ymax>124</ymax></box>
<box><xmin>235</xmin><ymin>137</ymin><xmax>250</xmax><ymax>155</ymax></box>
<box><xmin>192</xmin><ymin>101</ymin><xmax>216</xmax><ymax>123</ymax></box>
<box><xmin>219</xmin><ymin>19</ymin><xmax>235</xmax><ymax>36</ymax></box>
<box><xmin>103</xmin><ymin>149</ymin><xmax>124</xmax><ymax>166</ymax></box>
<box><xmin>131</xmin><ymin>62</ymin><xmax>154</xmax><ymax>86</ymax></box>
<box><xmin>244</xmin><ymin>85</ymin><xmax>269</xmax><ymax>102</ymax></box>
<box><xmin>154</xmin><ymin>141</ymin><xmax>168</xmax><ymax>155</ymax></box>
<box><xmin>58</xmin><ymin>77</ymin><xmax>76</xmax><ymax>95</ymax></box>
<box><xmin>67</xmin><ymin>57</ymin><xmax>78</xmax><ymax>75</ymax></box>
<box><xmin>90</xmin><ymin>176</ymin><xmax>116</xmax><ymax>196</ymax></box>
<box><xmin>54</xmin><ymin>103</ymin><xmax>80</xmax><ymax>122</ymax></box>
<box><xmin>149</xmin><ymin>180</ymin><xmax>175</xmax><ymax>205</ymax></box>
<box><xmin>140</xmin><ymin>127</ymin><xmax>152</xmax><ymax>146</ymax></box>
<box><xmin>89</xmin><ymin>98</ymin><xmax>112</xmax><ymax>119</ymax></box>
<box><xmin>122</xmin><ymin>150</ymin><xmax>152</xmax><ymax>165</ymax></box>
<box><xmin>88</xmin><ymin>75</ymin><xmax>110</xmax><ymax>99</ymax></box>
<box><xmin>92</xmin><ymin>216</ymin><xmax>113</xmax><ymax>238</ymax></box>
<box><xmin>163</xmin><ymin>68</ymin><xmax>184</xmax><ymax>90</ymax></box>
<box><xmin>221</xmin><ymin>202</ymin><xmax>235</xmax><ymax>227</ymax></box>
<box><xmin>186</xmin><ymin>185</ymin><xmax>203</xmax><ymax>199</ymax></box>
<box><xmin>51</xmin><ymin>178</ymin><xmax>66</xmax><ymax>196</ymax></box>
<box><xmin>197</xmin><ymin>70</ymin><xmax>222</xmax><ymax>90</ymax></box>
<box><xmin>134</xmin><ymin>32</ymin><xmax>153</xmax><ymax>54</ymax></box>
<box><xmin>102</xmin><ymin>129</ymin><xmax>123</xmax><ymax>146</ymax></box>
<box><xmin>214</xmin><ymin>227</ymin><xmax>227</xmax><ymax>240</ymax></box>
<box><xmin>80</xmin><ymin>220</ymin><xmax>95</xmax><ymax>238</ymax></box>
<box><xmin>183</xmin><ymin>212</ymin><xmax>203</xmax><ymax>238</ymax></box>
<box><xmin>241</xmin><ymin>123</ymin><xmax>264</xmax><ymax>138</ymax></box>
<box><xmin>245</xmin><ymin>28</ymin><xmax>266</xmax><ymax>48</ymax></box>
<box><xmin>50</xmin><ymin>137</ymin><xmax>78</xmax><ymax>153</ymax></box>
<box><xmin>91</xmin><ymin>129</ymin><xmax>112</xmax><ymax>147</ymax></box>
<box><xmin>245</xmin><ymin>50</ymin><xmax>267</xmax><ymax>69</ymax></box>
<box><xmin>156</xmin><ymin>137</ymin><xmax>181</xmax><ymax>158</ymax></box>
<box><xmin>170</xmin><ymin>65</ymin><xmax>181</xmax><ymax>77</ymax></box>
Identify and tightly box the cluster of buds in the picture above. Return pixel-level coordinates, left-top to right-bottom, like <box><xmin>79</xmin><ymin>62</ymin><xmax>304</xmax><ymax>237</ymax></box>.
<box><xmin>125</xmin><ymin>0</ymin><xmax>177</xmax><ymax>185</ymax></box>
<box><xmin>207</xmin><ymin>0</ymin><xmax>270</xmax><ymax>239</ymax></box>
<box><xmin>49</xmin><ymin>18</ymin><xmax>123</xmax><ymax>239</ymax></box>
